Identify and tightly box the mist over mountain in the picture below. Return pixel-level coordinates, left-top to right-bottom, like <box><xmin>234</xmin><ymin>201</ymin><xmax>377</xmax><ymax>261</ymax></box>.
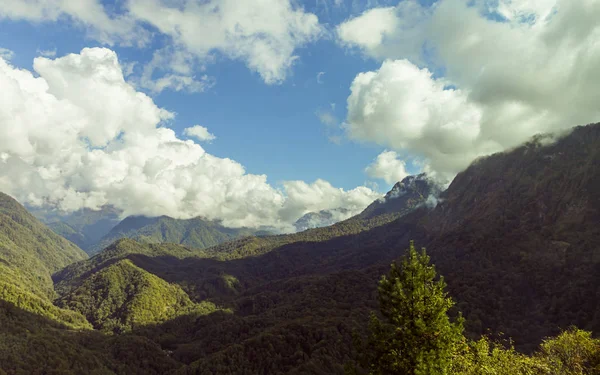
<box><xmin>32</xmin><ymin>206</ymin><xmax>122</xmax><ymax>252</ymax></box>
<box><xmin>359</xmin><ymin>173</ymin><xmax>443</xmax><ymax>219</ymax></box>
<box><xmin>38</xmin><ymin>174</ymin><xmax>427</xmax><ymax>256</ymax></box>
<box><xmin>293</xmin><ymin>208</ymin><xmax>351</xmax><ymax>232</ymax></box>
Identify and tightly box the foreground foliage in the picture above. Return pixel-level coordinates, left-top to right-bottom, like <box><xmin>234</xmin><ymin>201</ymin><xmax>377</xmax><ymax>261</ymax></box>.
<box><xmin>0</xmin><ymin>300</ymin><xmax>181</xmax><ymax>375</ymax></box>
<box><xmin>353</xmin><ymin>243</ymin><xmax>600</xmax><ymax>375</ymax></box>
<box><xmin>2</xmin><ymin>124</ymin><xmax>600</xmax><ymax>374</ymax></box>
<box><xmin>354</xmin><ymin>241</ymin><xmax>464</xmax><ymax>374</ymax></box>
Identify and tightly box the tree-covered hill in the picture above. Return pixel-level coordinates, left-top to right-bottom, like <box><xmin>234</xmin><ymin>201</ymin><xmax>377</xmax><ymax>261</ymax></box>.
<box><xmin>88</xmin><ymin>215</ymin><xmax>261</xmax><ymax>255</ymax></box>
<box><xmin>202</xmin><ymin>174</ymin><xmax>439</xmax><ymax>260</ymax></box>
<box><xmin>2</xmin><ymin>123</ymin><xmax>600</xmax><ymax>374</ymax></box>
<box><xmin>53</xmin><ymin>238</ymin><xmax>210</xmax><ymax>295</ymax></box>
<box><xmin>78</xmin><ymin>123</ymin><xmax>600</xmax><ymax>363</ymax></box>
<box><xmin>0</xmin><ymin>192</ymin><xmax>92</xmax><ymax>330</ymax></box>
<box><xmin>0</xmin><ymin>299</ymin><xmax>182</xmax><ymax>374</ymax></box>
<box><xmin>32</xmin><ymin>205</ymin><xmax>121</xmax><ymax>253</ymax></box>
<box><xmin>0</xmin><ymin>192</ymin><xmax>88</xmax><ymax>299</ymax></box>
<box><xmin>57</xmin><ymin>258</ymin><xmax>222</xmax><ymax>333</ymax></box>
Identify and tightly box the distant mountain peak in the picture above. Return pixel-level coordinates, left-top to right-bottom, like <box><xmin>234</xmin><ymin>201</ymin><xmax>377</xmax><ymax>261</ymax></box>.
<box><xmin>360</xmin><ymin>173</ymin><xmax>442</xmax><ymax>219</ymax></box>
<box><xmin>384</xmin><ymin>173</ymin><xmax>433</xmax><ymax>201</ymax></box>
<box><xmin>293</xmin><ymin>208</ymin><xmax>352</xmax><ymax>232</ymax></box>
<box><xmin>88</xmin><ymin>214</ymin><xmax>261</xmax><ymax>254</ymax></box>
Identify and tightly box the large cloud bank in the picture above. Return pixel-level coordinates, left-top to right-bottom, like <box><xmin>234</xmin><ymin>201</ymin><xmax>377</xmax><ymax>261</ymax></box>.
<box><xmin>0</xmin><ymin>0</ymin><xmax>322</xmax><ymax>90</ymax></box>
<box><xmin>339</xmin><ymin>0</ymin><xmax>600</xmax><ymax>181</ymax></box>
<box><xmin>0</xmin><ymin>48</ymin><xmax>380</xmax><ymax>230</ymax></box>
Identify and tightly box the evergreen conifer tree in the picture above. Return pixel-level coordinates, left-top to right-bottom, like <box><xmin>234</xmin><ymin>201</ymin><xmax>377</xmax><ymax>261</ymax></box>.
<box><xmin>357</xmin><ymin>241</ymin><xmax>465</xmax><ymax>375</ymax></box>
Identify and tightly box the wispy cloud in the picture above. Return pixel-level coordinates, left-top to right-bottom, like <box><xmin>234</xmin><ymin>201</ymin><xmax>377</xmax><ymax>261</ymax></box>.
<box><xmin>36</xmin><ymin>48</ymin><xmax>56</xmax><ymax>57</ymax></box>
<box><xmin>0</xmin><ymin>47</ymin><xmax>14</xmax><ymax>61</ymax></box>
<box><xmin>317</xmin><ymin>71</ymin><xmax>325</xmax><ymax>84</ymax></box>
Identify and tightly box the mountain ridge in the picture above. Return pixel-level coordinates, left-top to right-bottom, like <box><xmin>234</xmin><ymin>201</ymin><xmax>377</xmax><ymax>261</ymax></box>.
<box><xmin>0</xmin><ymin>192</ymin><xmax>91</xmax><ymax>329</ymax></box>
<box><xmin>32</xmin><ymin>205</ymin><xmax>121</xmax><ymax>252</ymax></box>
<box><xmin>0</xmin><ymin>192</ymin><xmax>88</xmax><ymax>298</ymax></box>
<box><xmin>88</xmin><ymin>214</ymin><xmax>261</xmax><ymax>254</ymax></box>
<box><xmin>1</xmin><ymin>123</ymin><xmax>600</xmax><ymax>373</ymax></box>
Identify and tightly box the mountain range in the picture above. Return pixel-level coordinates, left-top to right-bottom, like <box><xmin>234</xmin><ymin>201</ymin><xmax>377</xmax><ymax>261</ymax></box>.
<box><xmin>33</xmin><ymin>207</ymin><xmax>272</xmax><ymax>255</ymax></box>
<box><xmin>37</xmin><ymin>172</ymin><xmax>437</xmax><ymax>257</ymax></box>
<box><xmin>31</xmin><ymin>205</ymin><xmax>121</xmax><ymax>252</ymax></box>
<box><xmin>0</xmin><ymin>123</ymin><xmax>599</xmax><ymax>373</ymax></box>
<box><xmin>87</xmin><ymin>215</ymin><xmax>265</xmax><ymax>255</ymax></box>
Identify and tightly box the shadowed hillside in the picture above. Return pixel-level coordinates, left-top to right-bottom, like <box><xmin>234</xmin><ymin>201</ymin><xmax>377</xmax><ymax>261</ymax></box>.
<box><xmin>89</xmin><ymin>215</ymin><xmax>262</xmax><ymax>255</ymax></box>
<box><xmin>57</xmin><ymin>123</ymin><xmax>600</xmax><ymax>368</ymax></box>
<box><xmin>32</xmin><ymin>206</ymin><xmax>121</xmax><ymax>253</ymax></box>
<box><xmin>2</xmin><ymin>123</ymin><xmax>600</xmax><ymax>373</ymax></box>
<box><xmin>202</xmin><ymin>174</ymin><xmax>439</xmax><ymax>260</ymax></box>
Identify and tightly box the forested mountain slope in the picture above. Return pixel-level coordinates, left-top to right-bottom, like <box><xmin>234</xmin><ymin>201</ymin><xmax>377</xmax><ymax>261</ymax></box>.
<box><xmin>56</xmin><ymin>258</ymin><xmax>222</xmax><ymax>333</ymax></box>
<box><xmin>0</xmin><ymin>299</ymin><xmax>181</xmax><ymax>374</ymax></box>
<box><xmin>1</xmin><ymin>123</ymin><xmax>600</xmax><ymax>374</ymax></box>
<box><xmin>89</xmin><ymin>215</ymin><xmax>261</xmax><ymax>255</ymax></box>
<box><xmin>79</xmin><ymin>123</ymin><xmax>600</xmax><ymax>371</ymax></box>
<box><xmin>53</xmin><ymin>238</ymin><xmax>206</xmax><ymax>295</ymax></box>
<box><xmin>46</xmin><ymin>206</ymin><xmax>121</xmax><ymax>252</ymax></box>
<box><xmin>0</xmin><ymin>192</ymin><xmax>88</xmax><ymax>299</ymax></box>
<box><xmin>0</xmin><ymin>193</ymin><xmax>91</xmax><ymax>330</ymax></box>
<box><xmin>419</xmin><ymin>124</ymin><xmax>600</xmax><ymax>347</ymax></box>
<box><xmin>203</xmin><ymin>173</ymin><xmax>439</xmax><ymax>260</ymax></box>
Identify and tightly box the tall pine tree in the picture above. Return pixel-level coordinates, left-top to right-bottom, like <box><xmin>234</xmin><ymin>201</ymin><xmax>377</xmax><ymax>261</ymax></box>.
<box><xmin>355</xmin><ymin>241</ymin><xmax>465</xmax><ymax>375</ymax></box>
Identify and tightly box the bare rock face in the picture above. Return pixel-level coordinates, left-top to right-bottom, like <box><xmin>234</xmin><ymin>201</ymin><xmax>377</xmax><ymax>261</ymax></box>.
<box><xmin>359</xmin><ymin>173</ymin><xmax>443</xmax><ymax>220</ymax></box>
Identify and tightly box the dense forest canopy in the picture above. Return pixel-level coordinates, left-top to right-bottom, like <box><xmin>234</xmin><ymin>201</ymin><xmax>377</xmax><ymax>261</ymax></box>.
<box><xmin>0</xmin><ymin>123</ymin><xmax>599</xmax><ymax>374</ymax></box>
<box><xmin>350</xmin><ymin>243</ymin><xmax>600</xmax><ymax>375</ymax></box>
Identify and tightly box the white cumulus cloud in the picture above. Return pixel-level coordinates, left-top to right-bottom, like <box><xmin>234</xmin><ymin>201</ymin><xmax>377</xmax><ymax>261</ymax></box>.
<box><xmin>339</xmin><ymin>0</ymin><xmax>600</xmax><ymax>181</ymax></box>
<box><xmin>337</xmin><ymin>7</ymin><xmax>398</xmax><ymax>50</ymax></box>
<box><xmin>346</xmin><ymin>59</ymin><xmax>490</xmax><ymax>181</ymax></box>
<box><xmin>184</xmin><ymin>126</ymin><xmax>216</xmax><ymax>142</ymax></box>
<box><xmin>280</xmin><ymin>179</ymin><xmax>380</xmax><ymax>224</ymax></box>
<box><xmin>0</xmin><ymin>48</ymin><xmax>380</xmax><ymax>231</ymax></box>
<box><xmin>365</xmin><ymin>150</ymin><xmax>409</xmax><ymax>185</ymax></box>
<box><xmin>0</xmin><ymin>0</ymin><xmax>323</xmax><ymax>87</ymax></box>
<box><xmin>127</xmin><ymin>0</ymin><xmax>323</xmax><ymax>85</ymax></box>
<box><xmin>0</xmin><ymin>0</ymin><xmax>149</xmax><ymax>46</ymax></box>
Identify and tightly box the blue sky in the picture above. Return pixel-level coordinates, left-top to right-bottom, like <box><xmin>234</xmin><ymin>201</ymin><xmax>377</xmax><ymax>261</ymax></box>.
<box><xmin>0</xmin><ymin>0</ymin><xmax>419</xmax><ymax>193</ymax></box>
<box><xmin>0</xmin><ymin>0</ymin><xmax>595</xmax><ymax>229</ymax></box>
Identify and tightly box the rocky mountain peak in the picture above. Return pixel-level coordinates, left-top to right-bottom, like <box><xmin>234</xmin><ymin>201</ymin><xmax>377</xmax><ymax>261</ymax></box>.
<box><xmin>359</xmin><ymin>173</ymin><xmax>442</xmax><ymax>219</ymax></box>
